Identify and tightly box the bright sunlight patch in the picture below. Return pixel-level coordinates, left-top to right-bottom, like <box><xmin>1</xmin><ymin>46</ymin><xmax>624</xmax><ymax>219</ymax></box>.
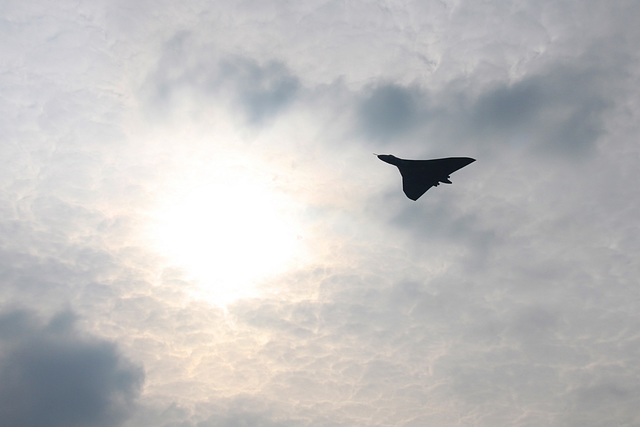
<box><xmin>150</xmin><ymin>158</ymin><xmax>301</xmax><ymax>306</ymax></box>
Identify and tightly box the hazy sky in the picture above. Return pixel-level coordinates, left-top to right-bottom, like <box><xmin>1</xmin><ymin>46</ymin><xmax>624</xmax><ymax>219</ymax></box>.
<box><xmin>2</xmin><ymin>1</ymin><xmax>640</xmax><ymax>426</ymax></box>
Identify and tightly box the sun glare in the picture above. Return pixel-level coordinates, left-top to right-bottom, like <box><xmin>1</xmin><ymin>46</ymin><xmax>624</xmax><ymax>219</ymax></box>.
<box><xmin>149</xmin><ymin>159</ymin><xmax>302</xmax><ymax>306</ymax></box>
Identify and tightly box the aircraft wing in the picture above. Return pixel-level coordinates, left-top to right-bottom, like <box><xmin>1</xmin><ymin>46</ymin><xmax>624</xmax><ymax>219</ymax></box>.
<box><xmin>391</xmin><ymin>157</ymin><xmax>476</xmax><ymax>201</ymax></box>
<box><xmin>399</xmin><ymin>168</ymin><xmax>437</xmax><ymax>201</ymax></box>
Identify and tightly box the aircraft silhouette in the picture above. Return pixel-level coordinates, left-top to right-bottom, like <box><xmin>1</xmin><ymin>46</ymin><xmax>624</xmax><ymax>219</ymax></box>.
<box><xmin>377</xmin><ymin>154</ymin><xmax>476</xmax><ymax>200</ymax></box>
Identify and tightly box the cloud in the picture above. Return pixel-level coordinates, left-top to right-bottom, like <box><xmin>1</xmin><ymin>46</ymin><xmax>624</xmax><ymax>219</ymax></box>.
<box><xmin>218</xmin><ymin>58</ymin><xmax>300</xmax><ymax>125</ymax></box>
<box><xmin>2</xmin><ymin>1</ymin><xmax>640</xmax><ymax>426</ymax></box>
<box><xmin>357</xmin><ymin>84</ymin><xmax>424</xmax><ymax>141</ymax></box>
<box><xmin>355</xmin><ymin>60</ymin><xmax>613</xmax><ymax>159</ymax></box>
<box><xmin>147</xmin><ymin>32</ymin><xmax>299</xmax><ymax>125</ymax></box>
<box><xmin>198</xmin><ymin>408</ymin><xmax>297</xmax><ymax>427</ymax></box>
<box><xmin>467</xmin><ymin>63</ymin><xmax>612</xmax><ymax>157</ymax></box>
<box><xmin>0</xmin><ymin>309</ymin><xmax>144</xmax><ymax>427</ymax></box>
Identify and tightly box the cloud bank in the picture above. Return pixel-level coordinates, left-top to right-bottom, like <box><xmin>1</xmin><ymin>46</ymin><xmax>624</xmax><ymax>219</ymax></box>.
<box><xmin>0</xmin><ymin>310</ymin><xmax>143</xmax><ymax>427</ymax></box>
<box><xmin>1</xmin><ymin>0</ymin><xmax>639</xmax><ymax>426</ymax></box>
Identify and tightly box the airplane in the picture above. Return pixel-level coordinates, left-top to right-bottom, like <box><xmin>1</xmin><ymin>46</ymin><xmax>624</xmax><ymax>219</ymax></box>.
<box><xmin>376</xmin><ymin>154</ymin><xmax>476</xmax><ymax>201</ymax></box>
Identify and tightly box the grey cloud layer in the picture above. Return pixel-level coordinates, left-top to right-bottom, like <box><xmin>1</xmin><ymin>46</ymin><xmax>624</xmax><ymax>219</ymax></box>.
<box><xmin>145</xmin><ymin>31</ymin><xmax>616</xmax><ymax>163</ymax></box>
<box><xmin>1</xmin><ymin>0</ymin><xmax>639</xmax><ymax>426</ymax></box>
<box><xmin>0</xmin><ymin>310</ymin><xmax>143</xmax><ymax>427</ymax></box>
<box><xmin>357</xmin><ymin>57</ymin><xmax>614</xmax><ymax>158</ymax></box>
<box><xmin>147</xmin><ymin>33</ymin><xmax>299</xmax><ymax>125</ymax></box>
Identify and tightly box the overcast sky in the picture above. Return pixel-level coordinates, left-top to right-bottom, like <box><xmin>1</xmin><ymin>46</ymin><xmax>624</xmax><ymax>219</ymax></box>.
<box><xmin>1</xmin><ymin>1</ymin><xmax>640</xmax><ymax>426</ymax></box>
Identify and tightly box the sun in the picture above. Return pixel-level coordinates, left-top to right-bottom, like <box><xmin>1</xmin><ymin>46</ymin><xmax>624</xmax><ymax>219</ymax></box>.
<box><xmin>148</xmin><ymin>158</ymin><xmax>302</xmax><ymax>306</ymax></box>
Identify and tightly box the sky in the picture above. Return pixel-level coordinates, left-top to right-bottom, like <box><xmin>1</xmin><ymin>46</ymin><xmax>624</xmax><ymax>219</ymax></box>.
<box><xmin>1</xmin><ymin>0</ymin><xmax>639</xmax><ymax>426</ymax></box>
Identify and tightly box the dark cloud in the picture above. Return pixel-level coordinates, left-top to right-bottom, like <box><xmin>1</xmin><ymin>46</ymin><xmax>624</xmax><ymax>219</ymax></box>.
<box><xmin>356</xmin><ymin>59</ymin><xmax>614</xmax><ymax>159</ymax></box>
<box><xmin>148</xmin><ymin>33</ymin><xmax>299</xmax><ymax>125</ymax></box>
<box><xmin>357</xmin><ymin>84</ymin><xmax>425</xmax><ymax>141</ymax></box>
<box><xmin>0</xmin><ymin>309</ymin><xmax>143</xmax><ymax>427</ymax></box>
<box><xmin>218</xmin><ymin>58</ymin><xmax>299</xmax><ymax>125</ymax></box>
<box><xmin>467</xmin><ymin>64</ymin><xmax>611</xmax><ymax>157</ymax></box>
